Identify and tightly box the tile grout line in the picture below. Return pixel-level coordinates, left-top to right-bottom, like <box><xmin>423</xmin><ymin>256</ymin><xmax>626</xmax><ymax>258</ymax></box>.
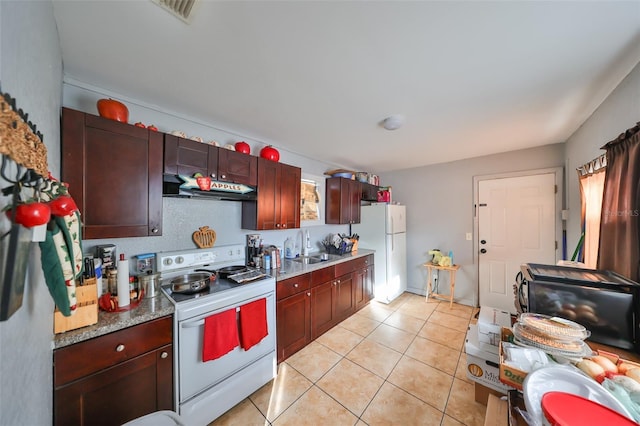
<box><xmin>249</xmin><ymin>296</ymin><xmax>478</xmax><ymax>426</ymax></box>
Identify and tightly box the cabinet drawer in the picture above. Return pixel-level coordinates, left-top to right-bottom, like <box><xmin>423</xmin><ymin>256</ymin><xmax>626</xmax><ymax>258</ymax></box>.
<box><xmin>277</xmin><ymin>274</ymin><xmax>311</xmax><ymax>301</ymax></box>
<box><xmin>54</xmin><ymin>316</ymin><xmax>173</xmax><ymax>387</ymax></box>
<box><xmin>311</xmin><ymin>266</ymin><xmax>334</xmax><ymax>287</ymax></box>
<box><xmin>335</xmin><ymin>256</ymin><xmax>373</xmax><ymax>277</ymax></box>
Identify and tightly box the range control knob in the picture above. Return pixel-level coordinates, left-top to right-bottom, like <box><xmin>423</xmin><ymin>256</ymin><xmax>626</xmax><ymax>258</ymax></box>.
<box><xmin>175</xmin><ymin>256</ymin><xmax>184</xmax><ymax>264</ymax></box>
<box><xmin>163</xmin><ymin>258</ymin><xmax>173</xmax><ymax>266</ymax></box>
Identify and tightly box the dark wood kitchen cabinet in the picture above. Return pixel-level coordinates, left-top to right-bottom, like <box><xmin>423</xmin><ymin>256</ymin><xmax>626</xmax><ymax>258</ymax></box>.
<box><xmin>311</xmin><ymin>273</ymin><xmax>355</xmax><ymax>339</ymax></box>
<box><xmin>53</xmin><ymin>316</ymin><xmax>173</xmax><ymax>426</ymax></box>
<box><xmin>61</xmin><ymin>108</ymin><xmax>163</xmax><ymax>239</ymax></box>
<box><xmin>163</xmin><ymin>134</ymin><xmax>257</xmax><ymax>185</ymax></box>
<box><xmin>310</xmin><ymin>266</ymin><xmax>338</xmax><ymax>339</ymax></box>
<box><xmin>354</xmin><ymin>255</ymin><xmax>375</xmax><ymax>310</ymax></box>
<box><xmin>242</xmin><ymin>158</ymin><xmax>301</xmax><ymax>230</ymax></box>
<box><xmin>277</xmin><ymin>255</ymin><xmax>375</xmax><ymax>362</ymax></box>
<box><xmin>276</xmin><ymin>274</ymin><xmax>311</xmax><ymax>363</ymax></box>
<box><xmin>361</xmin><ymin>182</ymin><xmax>380</xmax><ymax>202</ymax></box>
<box><xmin>326</xmin><ymin>177</ymin><xmax>362</xmax><ymax>224</ymax></box>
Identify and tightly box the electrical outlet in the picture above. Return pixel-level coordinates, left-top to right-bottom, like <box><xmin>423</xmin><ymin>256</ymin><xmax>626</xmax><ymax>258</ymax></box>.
<box><xmin>466</xmin><ymin>232</ymin><xmax>472</xmax><ymax>241</ymax></box>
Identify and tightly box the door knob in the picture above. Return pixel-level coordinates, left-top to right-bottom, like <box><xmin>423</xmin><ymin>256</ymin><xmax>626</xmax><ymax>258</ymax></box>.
<box><xmin>480</xmin><ymin>248</ymin><xmax>487</xmax><ymax>254</ymax></box>
<box><xmin>480</xmin><ymin>239</ymin><xmax>486</xmax><ymax>245</ymax></box>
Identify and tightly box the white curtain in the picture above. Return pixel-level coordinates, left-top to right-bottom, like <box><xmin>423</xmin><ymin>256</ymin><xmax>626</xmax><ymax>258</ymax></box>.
<box><xmin>577</xmin><ymin>155</ymin><xmax>606</xmax><ymax>268</ymax></box>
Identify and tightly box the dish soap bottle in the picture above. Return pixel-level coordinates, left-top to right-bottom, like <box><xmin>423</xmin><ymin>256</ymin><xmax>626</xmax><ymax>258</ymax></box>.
<box><xmin>284</xmin><ymin>237</ymin><xmax>295</xmax><ymax>259</ymax></box>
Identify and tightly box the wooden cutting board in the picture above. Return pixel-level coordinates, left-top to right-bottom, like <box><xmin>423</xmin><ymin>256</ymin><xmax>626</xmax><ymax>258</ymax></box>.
<box><xmin>192</xmin><ymin>226</ymin><xmax>216</xmax><ymax>248</ymax></box>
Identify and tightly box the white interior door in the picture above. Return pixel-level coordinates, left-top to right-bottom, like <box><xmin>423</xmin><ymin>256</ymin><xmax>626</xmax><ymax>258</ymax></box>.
<box><xmin>478</xmin><ymin>173</ymin><xmax>556</xmax><ymax>313</ymax></box>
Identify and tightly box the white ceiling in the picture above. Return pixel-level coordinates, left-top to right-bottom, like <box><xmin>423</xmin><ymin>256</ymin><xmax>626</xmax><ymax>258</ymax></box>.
<box><xmin>52</xmin><ymin>1</ymin><xmax>640</xmax><ymax>173</ymax></box>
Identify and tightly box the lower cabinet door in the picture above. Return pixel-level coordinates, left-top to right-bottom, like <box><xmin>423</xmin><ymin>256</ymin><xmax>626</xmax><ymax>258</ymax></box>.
<box><xmin>277</xmin><ymin>291</ymin><xmax>311</xmax><ymax>363</ymax></box>
<box><xmin>335</xmin><ymin>273</ymin><xmax>355</xmax><ymax>321</ymax></box>
<box><xmin>54</xmin><ymin>345</ymin><xmax>173</xmax><ymax>426</ymax></box>
<box><xmin>311</xmin><ymin>280</ymin><xmax>337</xmax><ymax>339</ymax></box>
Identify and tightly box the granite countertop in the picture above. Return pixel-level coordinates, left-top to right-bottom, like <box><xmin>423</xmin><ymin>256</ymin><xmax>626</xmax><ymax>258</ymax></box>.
<box><xmin>53</xmin><ymin>294</ymin><xmax>175</xmax><ymax>349</ymax></box>
<box><xmin>53</xmin><ymin>249</ymin><xmax>374</xmax><ymax>349</ymax></box>
<box><xmin>269</xmin><ymin>249</ymin><xmax>375</xmax><ymax>281</ymax></box>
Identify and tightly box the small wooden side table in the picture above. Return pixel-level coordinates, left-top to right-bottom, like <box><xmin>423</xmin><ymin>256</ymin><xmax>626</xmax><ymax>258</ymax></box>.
<box><xmin>424</xmin><ymin>262</ymin><xmax>460</xmax><ymax>308</ymax></box>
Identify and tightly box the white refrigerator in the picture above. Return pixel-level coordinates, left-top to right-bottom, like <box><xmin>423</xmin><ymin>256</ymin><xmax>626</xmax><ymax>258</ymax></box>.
<box><xmin>352</xmin><ymin>203</ymin><xmax>407</xmax><ymax>303</ymax></box>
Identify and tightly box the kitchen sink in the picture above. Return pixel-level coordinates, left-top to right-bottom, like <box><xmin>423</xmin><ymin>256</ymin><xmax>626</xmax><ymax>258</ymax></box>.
<box><xmin>292</xmin><ymin>256</ymin><xmax>324</xmax><ymax>264</ymax></box>
<box><xmin>292</xmin><ymin>254</ymin><xmax>343</xmax><ymax>264</ymax></box>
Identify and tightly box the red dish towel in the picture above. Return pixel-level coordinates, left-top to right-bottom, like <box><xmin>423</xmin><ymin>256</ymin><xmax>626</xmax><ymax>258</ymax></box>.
<box><xmin>202</xmin><ymin>308</ymin><xmax>239</xmax><ymax>362</ymax></box>
<box><xmin>239</xmin><ymin>298</ymin><xmax>268</xmax><ymax>351</ymax></box>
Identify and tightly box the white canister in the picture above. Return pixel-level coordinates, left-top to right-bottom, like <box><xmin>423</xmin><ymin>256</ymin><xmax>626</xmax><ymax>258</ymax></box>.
<box><xmin>117</xmin><ymin>254</ymin><xmax>130</xmax><ymax>307</ymax></box>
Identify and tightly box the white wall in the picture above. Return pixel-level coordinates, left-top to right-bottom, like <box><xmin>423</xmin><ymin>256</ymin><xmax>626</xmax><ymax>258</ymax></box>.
<box><xmin>381</xmin><ymin>144</ymin><xmax>565</xmax><ymax>306</ymax></box>
<box><xmin>565</xmin><ymin>61</ymin><xmax>640</xmax><ymax>257</ymax></box>
<box><xmin>0</xmin><ymin>1</ymin><xmax>62</xmax><ymax>425</ymax></box>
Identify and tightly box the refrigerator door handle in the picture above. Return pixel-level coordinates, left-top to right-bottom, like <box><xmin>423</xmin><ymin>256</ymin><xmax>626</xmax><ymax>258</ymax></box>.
<box><xmin>390</xmin><ymin>216</ymin><xmax>394</xmax><ymax>235</ymax></box>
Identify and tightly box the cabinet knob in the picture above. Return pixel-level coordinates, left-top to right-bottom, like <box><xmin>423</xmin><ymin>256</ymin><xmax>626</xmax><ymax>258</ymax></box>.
<box><xmin>221</xmin><ymin>174</ymin><xmax>226</xmax><ymax>179</ymax></box>
<box><xmin>293</xmin><ymin>283</ymin><xmax>299</xmax><ymax>288</ymax></box>
<box><xmin>276</xmin><ymin>224</ymin><xmax>281</xmax><ymax>228</ymax></box>
<box><xmin>116</xmin><ymin>344</ymin><xmax>125</xmax><ymax>352</ymax></box>
<box><xmin>337</xmin><ymin>279</ymin><xmax>341</xmax><ymax>284</ymax></box>
<box><xmin>151</xmin><ymin>228</ymin><xmax>159</xmax><ymax>234</ymax></box>
<box><xmin>333</xmin><ymin>281</ymin><xmax>337</xmax><ymax>286</ymax></box>
<box><xmin>282</xmin><ymin>224</ymin><xmax>287</xmax><ymax>228</ymax></box>
<box><xmin>211</xmin><ymin>173</ymin><xmax>216</xmax><ymax>178</ymax></box>
<box><xmin>161</xmin><ymin>352</ymin><xmax>169</xmax><ymax>359</ymax></box>
<box><xmin>307</xmin><ymin>292</ymin><xmax>311</xmax><ymax>296</ymax></box>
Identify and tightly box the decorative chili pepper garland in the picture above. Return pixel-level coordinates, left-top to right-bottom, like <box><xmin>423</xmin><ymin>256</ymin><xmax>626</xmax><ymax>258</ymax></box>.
<box><xmin>0</xmin><ymin>88</ymin><xmax>83</xmax><ymax>318</ymax></box>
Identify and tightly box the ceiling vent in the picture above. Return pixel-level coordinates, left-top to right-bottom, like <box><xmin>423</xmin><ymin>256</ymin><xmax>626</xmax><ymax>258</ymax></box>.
<box><xmin>151</xmin><ymin>0</ymin><xmax>198</xmax><ymax>23</ymax></box>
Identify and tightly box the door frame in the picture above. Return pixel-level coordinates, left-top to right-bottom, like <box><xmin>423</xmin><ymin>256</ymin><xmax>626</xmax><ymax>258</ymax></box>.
<box><xmin>472</xmin><ymin>167</ymin><xmax>564</xmax><ymax>307</ymax></box>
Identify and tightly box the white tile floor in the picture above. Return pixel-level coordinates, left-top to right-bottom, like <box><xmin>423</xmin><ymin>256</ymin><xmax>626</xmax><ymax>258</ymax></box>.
<box><xmin>210</xmin><ymin>292</ymin><xmax>486</xmax><ymax>425</ymax></box>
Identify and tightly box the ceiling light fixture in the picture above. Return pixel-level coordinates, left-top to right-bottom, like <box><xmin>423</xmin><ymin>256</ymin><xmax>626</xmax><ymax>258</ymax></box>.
<box><xmin>382</xmin><ymin>115</ymin><xmax>405</xmax><ymax>131</ymax></box>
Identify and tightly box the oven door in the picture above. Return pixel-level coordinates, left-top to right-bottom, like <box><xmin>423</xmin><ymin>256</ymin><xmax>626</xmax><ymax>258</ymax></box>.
<box><xmin>177</xmin><ymin>291</ymin><xmax>276</xmax><ymax>403</ymax></box>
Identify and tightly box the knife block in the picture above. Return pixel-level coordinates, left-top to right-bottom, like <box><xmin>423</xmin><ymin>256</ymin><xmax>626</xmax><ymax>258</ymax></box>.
<box><xmin>54</xmin><ymin>278</ymin><xmax>98</xmax><ymax>334</ymax></box>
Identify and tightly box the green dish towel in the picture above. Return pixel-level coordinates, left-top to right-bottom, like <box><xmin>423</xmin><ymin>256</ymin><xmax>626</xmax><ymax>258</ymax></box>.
<box><xmin>39</xmin><ymin>221</ymin><xmax>71</xmax><ymax>316</ymax></box>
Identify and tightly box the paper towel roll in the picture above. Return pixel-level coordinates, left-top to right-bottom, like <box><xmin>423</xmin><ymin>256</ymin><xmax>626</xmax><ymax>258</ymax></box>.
<box><xmin>117</xmin><ymin>256</ymin><xmax>130</xmax><ymax>307</ymax></box>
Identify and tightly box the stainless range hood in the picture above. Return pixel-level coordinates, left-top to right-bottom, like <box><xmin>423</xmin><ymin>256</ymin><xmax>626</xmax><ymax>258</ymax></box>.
<box><xmin>163</xmin><ymin>174</ymin><xmax>257</xmax><ymax>201</ymax></box>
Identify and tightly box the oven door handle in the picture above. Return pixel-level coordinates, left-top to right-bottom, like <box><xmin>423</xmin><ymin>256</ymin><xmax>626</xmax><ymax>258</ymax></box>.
<box><xmin>181</xmin><ymin>307</ymin><xmax>241</xmax><ymax>328</ymax></box>
<box><xmin>181</xmin><ymin>319</ymin><xmax>205</xmax><ymax>328</ymax></box>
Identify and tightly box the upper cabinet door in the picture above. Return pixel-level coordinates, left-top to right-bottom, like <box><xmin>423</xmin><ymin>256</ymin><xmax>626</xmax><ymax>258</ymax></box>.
<box><xmin>279</xmin><ymin>163</ymin><xmax>301</xmax><ymax>230</ymax></box>
<box><xmin>163</xmin><ymin>135</ymin><xmax>214</xmax><ymax>177</ymax></box>
<box><xmin>325</xmin><ymin>177</ymin><xmax>361</xmax><ymax>224</ymax></box>
<box><xmin>61</xmin><ymin>108</ymin><xmax>163</xmax><ymax>239</ymax></box>
<box><xmin>241</xmin><ymin>158</ymin><xmax>301</xmax><ymax>230</ymax></box>
<box><xmin>218</xmin><ymin>149</ymin><xmax>257</xmax><ymax>186</ymax></box>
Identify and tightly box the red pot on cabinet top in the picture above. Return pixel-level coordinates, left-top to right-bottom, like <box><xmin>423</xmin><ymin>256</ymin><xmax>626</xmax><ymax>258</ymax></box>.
<box><xmin>97</xmin><ymin>98</ymin><xmax>129</xmax><ymax>123</ymax></box>
<box><xmin>235</xmin><ymin>141</ymin><xmax>250</xmax><ymax>154</ymax></box>
<box><xmin>260</xmin><ymin>145</ymin><xmax>280</xmax><ymax>162</ymax></box>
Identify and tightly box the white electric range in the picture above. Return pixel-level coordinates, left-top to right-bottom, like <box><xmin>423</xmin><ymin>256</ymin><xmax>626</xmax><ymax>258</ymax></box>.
<box><xmin>156</xmin><ymin>244</ymin><xmax>276</xmax><ymax>425</ymax></box>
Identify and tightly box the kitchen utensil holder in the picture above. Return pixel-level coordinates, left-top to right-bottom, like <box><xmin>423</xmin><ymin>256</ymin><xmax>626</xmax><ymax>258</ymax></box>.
<box><xmin>54</xmin><ymin>277</ymin><xmax>98</xmax><ymax>334</ymax></box>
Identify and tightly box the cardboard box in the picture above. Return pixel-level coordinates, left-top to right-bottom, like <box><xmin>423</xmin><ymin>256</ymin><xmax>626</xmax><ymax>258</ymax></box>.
<box><xmin>466</xmin><ymin>328</ymin><xmax>513</xmax><ymax>394</ymax></box>
<box><xmin>484</xmin><ymin>393</ymin><xmax>508</xmax><ymax>426</ymax></box>
<box><xmin>468</xmin><ymin>323</ymin><xmax>500</xmax><ymax>355</ymax></box>
<box><xmin>498</xmin><ymin>327</ymin><xmax>528</xmax><ymax>390</ymax></box>
<box><xmin>478</xmin><ymin>306</ymin><xmax>511</xmax><ymax>346</ymax></box>
<box><xmin>475</xmin><ymin>382</ymin><xmax>505</xmax><ymax>405</ymax></box>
